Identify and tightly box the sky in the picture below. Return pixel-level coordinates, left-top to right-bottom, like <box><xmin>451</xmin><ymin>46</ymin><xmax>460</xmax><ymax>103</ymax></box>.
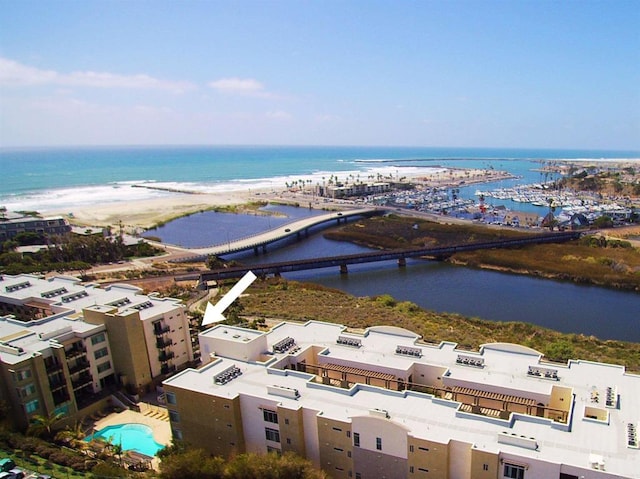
<box><xmin>0</xmin><ymin>0</ymin><xmax>639</xmax><ymax>150</ymax></box>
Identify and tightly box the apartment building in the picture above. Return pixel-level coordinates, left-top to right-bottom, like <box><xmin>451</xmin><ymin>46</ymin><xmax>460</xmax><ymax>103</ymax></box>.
<box><xmin>163</xmin><ymin>320</ymin><xmax>639</xmax><ymax>479</ymax></box>
<box><xmin>0</xmin><ymin>274</ymin><xmax>194</xmax><ymax>430</ymax></box>
<box><xmin>0</xmin><ymin>213</ymin><xmax>71</xmax><ymax>241</ymax></box>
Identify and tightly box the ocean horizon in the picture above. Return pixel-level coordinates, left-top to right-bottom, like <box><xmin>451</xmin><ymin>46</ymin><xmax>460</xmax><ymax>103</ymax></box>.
<box><xmin>2</xmin><ymin>145</ymin><xmax>639</xmax><ymax>214</ymax></box>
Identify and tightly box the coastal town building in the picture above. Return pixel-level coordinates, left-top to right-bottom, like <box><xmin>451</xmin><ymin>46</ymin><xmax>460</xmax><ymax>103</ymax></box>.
<box><xmin>0</xmin><ymin>274</ymin><xmax>195</xmax><ymax>431</ymax></box>
<box><xmin>164</xmin><ymin>320</ymin><xmax>639</xmax><ymax>479</ymax></box>
<box><xmin>0</xmin><ymin>212</ymin><xmax>71</xmax><ymax>241</ymax></box>
<box><xmin>316</xmin><ymin>182</ymin><xmax>391</xmax><ymax>199</ymax></box>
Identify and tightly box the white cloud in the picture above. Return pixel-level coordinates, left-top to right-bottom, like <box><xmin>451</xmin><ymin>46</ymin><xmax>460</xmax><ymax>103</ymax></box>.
<box><xmin>208</xmin><ymin>77</ymin><xmax>275</xmax><ymax>98</ymax></box>
<box><xmin>0</xmin><ymin>57</ymin><xmax>195</xmax><ymax>93</ymax></box>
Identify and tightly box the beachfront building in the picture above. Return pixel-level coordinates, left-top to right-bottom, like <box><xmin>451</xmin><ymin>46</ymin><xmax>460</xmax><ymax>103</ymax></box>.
<box><xmin>316</xmin><ymin>182</ymin><xmax>391</xmax><ymax>200</ymax></box>
<box><xmin>0</xmin><ymin>212</ymin><xmax>71</xmax><ymax>241</ymax></box>
<box><xmin>164</xmin><ymin>320</ymin><xmax>639</xmax><ymax>479</ymax></box>
<box><xmin>0</xmin><ymin>273</ymin><xmax>194</xmax><ymax>431</ymax></box>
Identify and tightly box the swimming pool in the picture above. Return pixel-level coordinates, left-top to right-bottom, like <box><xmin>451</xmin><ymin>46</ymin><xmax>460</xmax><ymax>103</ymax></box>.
<box><xmin>85</xmin><ymin>423</ymin><xmax>165</xmax><ymax>457</ymax></box>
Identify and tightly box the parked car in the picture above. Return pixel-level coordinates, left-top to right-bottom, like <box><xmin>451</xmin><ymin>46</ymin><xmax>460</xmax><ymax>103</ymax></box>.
<box><xmin>0</xmin><ymin>469</ymin><xmax>25</xmax><ymax>479</ymax></box>
<box><xmin>0</xmin><ymin>459</ymin><xmax>15</xmax><ymax>473</ymax></box>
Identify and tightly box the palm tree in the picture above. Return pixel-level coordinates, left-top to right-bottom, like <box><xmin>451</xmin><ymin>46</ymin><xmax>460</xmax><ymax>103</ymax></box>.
<box><xmin>28</xmin><ymin>411</ymin><xmax>65</xmax><ymax>439</ymax></box>
<box><xmin>55</xmin><ymin>419</ymin><xmax>88</xmax><ymax>451</ymax></box>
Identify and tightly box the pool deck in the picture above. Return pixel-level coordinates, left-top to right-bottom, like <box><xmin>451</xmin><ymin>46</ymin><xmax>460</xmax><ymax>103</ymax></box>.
<box><xmin>92</xmin><ymin>407</ymin><xmax>172</xmax><ymax>469</ymax></box>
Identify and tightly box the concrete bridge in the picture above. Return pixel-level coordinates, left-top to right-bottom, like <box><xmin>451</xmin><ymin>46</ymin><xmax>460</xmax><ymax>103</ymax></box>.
<box><xmin>172</xmin><ymin>207</ymin><xmax>380</xmax><ymax>262</ymax></box>
<box><xmin>194</xmin><ymin>230</ymin><xmax>581</xmax><ymax>287</ymax></box>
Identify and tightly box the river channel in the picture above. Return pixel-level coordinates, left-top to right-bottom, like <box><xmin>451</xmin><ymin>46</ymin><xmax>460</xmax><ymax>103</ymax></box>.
<box><xmin>147</xmin><ymin>205</ymin><xmax>639</xmax><ymax>342</ymax></box>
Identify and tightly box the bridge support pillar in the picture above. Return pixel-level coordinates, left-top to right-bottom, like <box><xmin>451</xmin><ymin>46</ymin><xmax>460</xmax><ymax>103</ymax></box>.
<box><xmin>262</xmin><ymin>245</ymin><xmax>267</xmax><ymax>254</ymax></box>
<box><xmin>340</xmin><ymin>264</ymin><xmax>348</xmax><ymax>275</ymax></box>
<box><xmin>398</xmin><ymin>257</ymin><xmax>406</xmax><ymax>267</ymax></box>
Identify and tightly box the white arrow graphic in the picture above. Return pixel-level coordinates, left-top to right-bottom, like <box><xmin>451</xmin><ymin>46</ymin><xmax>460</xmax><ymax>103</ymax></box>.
<box><xmin>202</xmin><ymin>271</ymin><xmax>257</xmax><ymax>326</ymax></box>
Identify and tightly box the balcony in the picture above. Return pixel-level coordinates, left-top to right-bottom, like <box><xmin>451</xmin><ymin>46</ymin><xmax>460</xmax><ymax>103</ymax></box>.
<box><xmin>72</xmin><ymin>373</ymin><xmax>93</xmax><ymax>390</ymax></box>
<box><xmin>153</xmin><ymin>324</ymin><xmax>171</xmax><ymax>336</ymax></box>
<box><xmin>52</xmin><ymin>390</ymin><xmax>70</xmax><ymax>406</ymax></box>
<box><xmin>161</xmin><ymin>364</ymin><xmax>177</xmax><ymax>375</ymax></box>
<box><xmin>158</xmin><ymin>351</ymin><xmax>175</xmax><ymax>362</ymax></box>
<box><xmin>65</xmin><ymin>345</ymin><xmax>87</xmax><ymax>359</ymax></box>
<box><xmin>68</xmin><ymin>359</ymin><xmax>90</xmax><ymax>375</ymax></box>
<box><xmin>156</xmin><ymin>337</ymin><xmax>173</xmax><ymax>349</ymax></box>
<box><xmin>45</xmin><ymin>359</ymin><xmax>63</xmax><ymax>373</ymax></box>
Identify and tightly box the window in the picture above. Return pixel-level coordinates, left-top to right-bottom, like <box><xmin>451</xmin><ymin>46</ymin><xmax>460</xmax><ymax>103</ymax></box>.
<box><xmin>25</xmin><ymin>399</ymin><xmax>39</xmax><ymax>414</ymax></box>
<box><xmin>483</xmin><ymin>464</ymin><xmax>489</xmax><ymax>471</ymax></box>
<box><xmin>266</xmin><ymin>445</ymin><xmax>281</xmax><ymax>454</ymax></box>
<box><xmin>265</xmin><ymin>428</ymin><xmax>280</xmax><ymax>443</ymax></box>
<box><xmin>172</xmin><ymin>428</ymin><xmax>183</xmax><ymax>440</ymax></box>
<box><xmin>91</xmin><ymin>333</ymin><xmax>106</xmax><ymax>345</ymax></box>
<box><xmin>15</xmin><ymin>369</ymin><xmax>32</xmax><ymax>382</ymax></box>
<box><xmin>166</xmin><ymin>392</ymin><xmax>177</xmax><ymax>405</ymax></box>
<box><xmin>169</xmin><ymin>410</ymin><xmax>180</xmax><ymax>422</ymax></box>
<box><xmin>97</xmin><ymin>361</ymin><xmax>111</xmax><ymax>373</ymax></box>
<box><xmin>347</xmin><ymin>430</ymin><xmax>351</xmax><ymax>438</ymax></box>
<box><xmin>504</xmin><ymin>463</ymin><xmax>525</xmax><ymax>479</ymax></box>
<box><xmin>353</xmin><ymin>432</ymin><xmax>360</xmax><ymax>447</ymax></box>
<box><xmin>410</xmin><ymin>466</ymin><xmax>414</xmax><ymax>473</ymax></box>
<box><xmin>410</xmin><ymin>445</ymin><xmax>414</xmax><ymax>452</ymax></box>
<box><xmin>263</xmin><ymin>409</ymin><xmax>278</xmax><ymax>423</ymax></box>
<box><xmin>355</xmin><ymin>473</ymin><xmax>361</xmax><ymax>479</ymax></box>
<box><xmin>94</xmin><ymin>347</ymin><xmax>108</xmax><ymax>360</ymax></box>
<box><xmin>20</xmin><ymin>383</ymin><xmax>36</xmax><ymax>398</ymax></box>
<box><xmin>286</xmin><ymin>438</ymin><xmax>291</xmax><ymax>445</ymax></box>
<box><xmin>376</xmin><ymin>437</ymin><xmax>382</xmax><ymax>450</ymax></box>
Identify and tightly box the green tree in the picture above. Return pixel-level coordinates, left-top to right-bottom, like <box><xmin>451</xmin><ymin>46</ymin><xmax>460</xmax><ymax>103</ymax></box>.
<box><xmin>159</xmin><ymin>448</ymin><xmax>225</xmax><ymax>479</ymax></box>
<box><xmin>27</xmin><ymin>411</ymin><xmax>65</xmax><ymax>439</ymax></box>
<box><xmin>593</xmin><ymin>215</ymin><xmax>614</xmax><ymax>229</ymax></box>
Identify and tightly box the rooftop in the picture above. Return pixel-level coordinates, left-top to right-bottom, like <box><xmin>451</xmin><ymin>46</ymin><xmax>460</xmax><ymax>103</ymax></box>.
<box><xmin>166</xmin><ymin>320</ymin><xmax>640</xmax><ymax>477</ymax></box>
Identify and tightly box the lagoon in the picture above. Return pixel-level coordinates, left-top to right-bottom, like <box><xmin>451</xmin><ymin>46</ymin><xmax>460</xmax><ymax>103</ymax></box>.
<box><xmin>152</xmin><ymin>206</ymin><xmax>639</xmax><ymax>342</ymax></box>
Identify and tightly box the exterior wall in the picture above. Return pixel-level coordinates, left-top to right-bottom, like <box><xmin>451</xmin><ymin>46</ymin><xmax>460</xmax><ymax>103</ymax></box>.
<box><xmin>317</xmin><ymin>416</ymin><xmax>353</xmax><ymax>479</ymax></box>
<box><xmin>99</xmin><ymin>310</ymin><xmax>151</xmax><ymax>392</ymax></box>
<box><xmin>0</xmin><ymin>346</ymin><xmax>76</xmax><ymax>431</ymax></box>
<box><xmin>199</xmin><ymin>326</ymin><xmax>267</xmax><ymax>363</ymax></box>
<box><xmin>84</xmin><ymin>330</ymin><xmax>115</xmax><ymax>392</ymax></box>
<box><xmin>239</xmin><ymin>394</ymin><xmax>280</xmax><ymax>454</ymax></box>
<box><xmin>143</xmin><ymin>308</ymin><xmax>193</xmax><ymax>380</ymax></box>
<box><xmin>0</xmin><ymin>355</ymin><xmax>40</xmax><ymax>431</ymax></box>
<box><xmin>350</xmin><ymin>415</ymin><xmax>410</xmax><ymax>479</ymax></box>
<box><xmin>411</xmin><ymin>363</ymin><xmax>447</xmax><ymax>388</ymax></box>
<box><xmin>278</xmin><ymin>406</ymin><xmax>306</xmax><ymax>457</ymax></box>
<box><xmin>408</xmin><ymin>436</ymin><xmax>449</xmax><ymax>478</ymax></box>
<box><xmin>448</xmin><ymin>440</ymin><xmax>471</xmax><ymax>479</ymax></box>
<box><xmin>470</xmin><ymin>448</ymin><xmax>498</xmax><ymax>479</ymax></box>
<box><xmin>499</xmin><ymin>455</ymin><xmax>561</xmax><ymax>479</ymax></box>
<box><xmin>164</xmin><ymin>385</ymin><xmax>245</xmax><ymax>457</ymax></box>
<box><xmin>302</xmin><ymin>406</ymin><xmax>322</xmax><ymax>467</ymax></box>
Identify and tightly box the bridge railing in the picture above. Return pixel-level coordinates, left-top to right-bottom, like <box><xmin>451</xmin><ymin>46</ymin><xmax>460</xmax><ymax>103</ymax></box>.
<box><xmin>188</xmin><ymin>208</ymin><xmax>376</xmax><ymax>257</ymax></box>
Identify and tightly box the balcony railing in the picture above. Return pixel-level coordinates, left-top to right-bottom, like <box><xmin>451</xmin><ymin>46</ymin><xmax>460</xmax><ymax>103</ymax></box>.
<box><xmin>65</xmin><ymin>346</ymin><xmax>87</xmax><ymax>359</ymax></box>
<box><xmin>72</xmin><ymin>373</ymin><xmax>93</xmax><ymax>390</ymax></box>
<box><xmin>156</xmin><ymin>337</ymin><xmax>173</xmax><ymax>348</ymax></box>
<box><xmin>158</xmin><ymin>351</ymin><xmax>175</xmax><ymax>362</ymax></box>
<box><xmin>153</xmin><ymin>325</ymin><xmax>171</xmax><ymax>336</ymax></box>
<box><xmin>45</xmin><ymin>360</ymin><xmax>63</xmax><ymax>373</ymax></box>
<box><xmin>68</xmin><ymin>360</ymin><xmax>90</xmax><ymax>375</ymax></box>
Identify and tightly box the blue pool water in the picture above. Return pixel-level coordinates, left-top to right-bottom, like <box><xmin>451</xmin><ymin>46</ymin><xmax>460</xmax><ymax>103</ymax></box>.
<box><xmin>85</xmin><ymin>423</ymin><xmax>164</xmax><ymax>457</ymax></box>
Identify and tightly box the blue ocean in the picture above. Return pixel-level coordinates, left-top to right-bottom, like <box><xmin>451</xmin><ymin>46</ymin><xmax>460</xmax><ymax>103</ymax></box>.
<box><xmin>1</xmin><ymin>145</ymin><xmax>638</xmax><ymax>214</ymax></box>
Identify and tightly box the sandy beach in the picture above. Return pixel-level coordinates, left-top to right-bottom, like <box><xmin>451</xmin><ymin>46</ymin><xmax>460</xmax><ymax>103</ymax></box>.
<box><xmin>54</xmin><ymin>167</ymin><xmax>512</xmax><ymax>231</ymax></box>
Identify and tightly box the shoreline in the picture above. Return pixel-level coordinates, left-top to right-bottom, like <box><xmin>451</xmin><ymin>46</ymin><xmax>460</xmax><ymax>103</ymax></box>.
<box><xmin>51</xmin><ymin>167</ymin><xmax>504</xmax><ymax>231</ymax></box>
